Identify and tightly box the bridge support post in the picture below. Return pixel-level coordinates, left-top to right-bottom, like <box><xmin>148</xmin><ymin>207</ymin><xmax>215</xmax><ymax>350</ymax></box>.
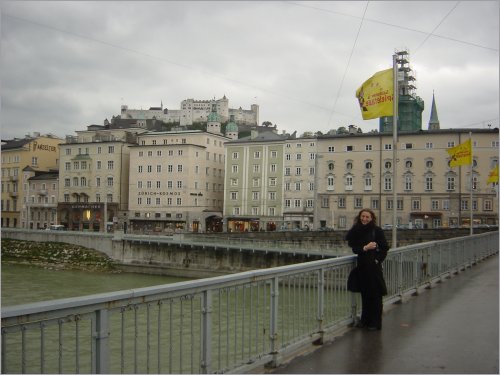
<box><xmin>93</xmin><ymin>309</ymin><xmax>110</xmax><ymax>374</ymax></box>
<box><xmin>200</xmin><ymin>290</ymin><xmax>213</xmax><ymax>374</ymax></box>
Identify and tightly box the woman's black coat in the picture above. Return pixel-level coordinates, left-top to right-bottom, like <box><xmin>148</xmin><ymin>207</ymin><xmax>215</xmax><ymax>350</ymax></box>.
<box><xmin>345</xmin><ymin>223</ymin><xmax>390</xmax><ymax>295</ymax></box>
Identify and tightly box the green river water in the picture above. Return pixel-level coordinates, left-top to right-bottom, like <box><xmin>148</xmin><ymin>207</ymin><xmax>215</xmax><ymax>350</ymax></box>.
<box><xmin>1</xmin><ymin>263</ymin><xmax>193</xmax><ymax>307</ymax></box>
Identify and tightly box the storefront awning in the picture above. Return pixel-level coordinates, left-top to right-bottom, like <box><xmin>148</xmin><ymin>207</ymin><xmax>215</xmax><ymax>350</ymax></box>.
<box><xmin>410</xmin><ymin>212</ymin><xmax>442</xmax><ymax>217</ymax></box>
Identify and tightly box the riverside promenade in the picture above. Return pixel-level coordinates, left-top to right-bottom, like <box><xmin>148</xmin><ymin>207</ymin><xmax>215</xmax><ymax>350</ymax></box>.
<box><xmin>269</xmin><ymin>254</ymin><xmax>499</xmax><ymax>374</ymax></box>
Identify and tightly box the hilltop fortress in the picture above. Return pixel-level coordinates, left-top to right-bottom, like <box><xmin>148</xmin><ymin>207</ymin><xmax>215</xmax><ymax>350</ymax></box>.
<box><xmin>119</xmin><ymin>95</ymin><xmax>259</xmax><ymax>127</ymax></box>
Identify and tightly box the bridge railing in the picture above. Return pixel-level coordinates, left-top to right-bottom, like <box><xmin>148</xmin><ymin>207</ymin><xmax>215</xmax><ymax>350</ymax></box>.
<box><xmin>2</xmin><ymin>232</ymin><xmax>498</xmax><ymax>374</ymax></box>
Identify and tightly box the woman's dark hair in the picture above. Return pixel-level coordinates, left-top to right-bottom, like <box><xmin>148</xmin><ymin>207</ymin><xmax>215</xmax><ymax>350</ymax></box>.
<box><xmin>354</xmin><ymin>208</ymin><xmax>378</xmax><ymax>226</ymax></box>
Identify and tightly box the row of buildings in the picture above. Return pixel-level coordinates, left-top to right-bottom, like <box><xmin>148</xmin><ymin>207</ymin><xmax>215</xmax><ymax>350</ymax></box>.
<box><xmin>2</xmin><ymin>118</ymin><xmax>498</xmax><ymax>233</ymax></box>
<box><xmin>2</xmin><ymin>67</ymin><xmax>499</xmax><ymax>232</ymax></box>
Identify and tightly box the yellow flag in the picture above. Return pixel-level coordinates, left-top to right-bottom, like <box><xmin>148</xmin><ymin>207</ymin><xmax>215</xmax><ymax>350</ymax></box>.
<box><xmin>355</xmin><ymin>68</ymin><xmax>394</xmax><ymax>120</ymax></box>
<box><xmin>447</xmin><ymin>139</ymin><xmax>472</xmax><ymax>167</ymax></box>
<box><xmin>487</xmin><ymin>165</ymin><xmax>499</xmax><ymax>184</ymax></box>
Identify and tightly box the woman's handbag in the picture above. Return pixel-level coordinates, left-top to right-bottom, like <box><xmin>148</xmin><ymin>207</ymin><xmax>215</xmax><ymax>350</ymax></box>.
<box><xmin>347</xmin><ymin>266</ymin><xmax>361</xmax><ymax>292</ymax></box>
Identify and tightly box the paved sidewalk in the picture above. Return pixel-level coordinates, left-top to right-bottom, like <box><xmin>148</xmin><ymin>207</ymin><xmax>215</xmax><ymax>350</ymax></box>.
<box><xmin>270</xmin><ymin>255</ymin><xmax>499</xmax><ymax>374</ymax></box>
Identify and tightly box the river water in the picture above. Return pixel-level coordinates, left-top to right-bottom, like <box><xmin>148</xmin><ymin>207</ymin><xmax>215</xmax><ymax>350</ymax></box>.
<box><xmin>1</xmin><ymin>263</ymin><xmax>193</xmax><ymax>307</ymax></box>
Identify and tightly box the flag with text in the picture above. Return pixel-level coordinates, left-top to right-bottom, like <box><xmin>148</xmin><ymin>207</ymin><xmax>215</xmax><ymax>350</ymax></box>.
<box><xmin>355</xmin><ymin>68</ymin><xmax>393</xmax><ymax>120</ymax></box>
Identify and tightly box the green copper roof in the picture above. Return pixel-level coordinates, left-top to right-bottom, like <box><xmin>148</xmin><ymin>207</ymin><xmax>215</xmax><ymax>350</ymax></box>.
<box><xmin>226</xmin><ymin>121</ymin><xmax>238</xmax><ymax>132</ymax></box>
<box><xmin>207</xmin><ymin>111</ymin><xmax>220</xmax><ymax>122</ymax></box>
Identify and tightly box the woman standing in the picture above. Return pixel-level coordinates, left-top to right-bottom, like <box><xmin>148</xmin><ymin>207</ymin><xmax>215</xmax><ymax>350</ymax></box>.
<box><xmin>346</xmin><ymin>209</ymin><xmax>390</xmax><ymax>330</ymax></box>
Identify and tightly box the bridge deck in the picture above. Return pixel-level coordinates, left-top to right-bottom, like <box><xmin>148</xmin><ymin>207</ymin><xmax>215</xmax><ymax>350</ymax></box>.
<box><xmin>268</xmin><ymin>255</ymin><xmax>499</xmax><ymax>374</ymax></box>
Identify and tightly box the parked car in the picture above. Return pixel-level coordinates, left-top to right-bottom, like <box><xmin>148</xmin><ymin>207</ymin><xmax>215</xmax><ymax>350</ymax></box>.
<box><xmin>46</xmin><ymin>224</ymin><xmax>66</xmax><ymax>231</ymax></box>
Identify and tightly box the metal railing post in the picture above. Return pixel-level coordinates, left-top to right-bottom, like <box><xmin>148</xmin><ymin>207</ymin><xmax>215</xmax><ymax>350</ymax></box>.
<box><xmin>316</xmin><ymin>268</ymin><xmax>325</xmax><ymax>344</ymax></box>
<box><xmin>200</xmin><ymin>290</ymin><xmax>213</xmax><ymax>374</ymax></box>
<box><xmin>93</xmin><ymin>309</ymin><xmax>110</xmax><ymax>374</ymax></box>
<box><xmin>269</xmin><ymin>277</ymin><xmax>280</xmax><ymax>367</ymax></box>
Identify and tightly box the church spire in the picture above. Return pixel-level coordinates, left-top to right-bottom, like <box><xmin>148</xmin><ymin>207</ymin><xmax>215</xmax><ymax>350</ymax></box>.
<box><xmin>428</xmin><ymin>91</ymin><xmax>440</xmax><ymax>130</ymax></box>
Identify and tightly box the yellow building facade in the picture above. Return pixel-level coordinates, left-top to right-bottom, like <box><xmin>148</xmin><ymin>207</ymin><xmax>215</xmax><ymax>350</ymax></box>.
<box><xmin>1</xmin><ymin>134</ymin><xmax>63</xmax><ymax>228</ymax></box>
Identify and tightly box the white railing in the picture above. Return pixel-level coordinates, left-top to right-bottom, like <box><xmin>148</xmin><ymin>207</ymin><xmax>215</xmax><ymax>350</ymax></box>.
<box><xmin>2</xmin><ymin>232</ymin><xmax>498</xmax><ymax>374</ymax></box>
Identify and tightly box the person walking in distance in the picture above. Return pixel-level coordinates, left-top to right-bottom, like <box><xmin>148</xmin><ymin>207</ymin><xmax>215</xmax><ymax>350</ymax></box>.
<box><xmin>346</xmin><ymin>208</ymin><xmax>390</xmax><ymax>330</ymax></box>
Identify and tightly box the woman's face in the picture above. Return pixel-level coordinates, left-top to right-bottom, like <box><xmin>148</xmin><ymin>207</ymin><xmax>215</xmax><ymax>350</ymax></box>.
<box><xmin>359</xmin><ymin>211</ymin><xmax>373</xmax><ymax>225</ymax></box>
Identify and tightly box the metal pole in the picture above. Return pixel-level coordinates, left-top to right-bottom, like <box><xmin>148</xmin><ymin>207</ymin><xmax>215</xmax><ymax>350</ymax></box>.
<box><xmin>469</xmin><ymin>132</ymin><xmax>473</xmax><ymax>235</ymax></box>
<box><xmin>392</xmin><ymin>53</ymin><xmax>399</xmax><ymax>248</ymax></box>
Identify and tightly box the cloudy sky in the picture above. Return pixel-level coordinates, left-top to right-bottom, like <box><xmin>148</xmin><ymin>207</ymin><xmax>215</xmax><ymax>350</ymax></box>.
<box><xmin>1</xmin><ymin>1</ymin><xmax>498</xmax><ymax>140</ymax></box>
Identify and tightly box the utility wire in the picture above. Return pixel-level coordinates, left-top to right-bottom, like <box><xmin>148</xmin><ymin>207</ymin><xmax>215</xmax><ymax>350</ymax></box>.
<box><xmin>327</xmin><ymin>1</ymin><xmax>369</xmax><ymax>128</ymax></box>
<box><xmin>288</xmin><ymin>1</ymin><xmax>498</xmax><ymax>52</ymax></box>
<box><xmin>413</xmin><ymin>2</ymin><xmax>461</xmax><ymax>53</ymax></box>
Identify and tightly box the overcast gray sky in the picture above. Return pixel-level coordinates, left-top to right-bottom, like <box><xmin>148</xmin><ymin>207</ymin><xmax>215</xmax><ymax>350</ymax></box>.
<box><xmin>1</xmin><ymin>1</ymin><xmax>498</xmax><ymax>140</ymax></box>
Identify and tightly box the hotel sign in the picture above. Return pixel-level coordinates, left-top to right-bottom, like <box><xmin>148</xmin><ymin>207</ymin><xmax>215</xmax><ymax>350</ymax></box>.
<box><xmin>32</xmin><ymin>141</ymin><xmax>57</xmax><ymax>153</ymax></box>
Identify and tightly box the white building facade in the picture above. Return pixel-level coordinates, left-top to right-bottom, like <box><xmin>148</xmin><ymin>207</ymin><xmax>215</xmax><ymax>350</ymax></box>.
<box><xmin>128</xmin><ymin>130</ymin><xmax>228</xmax><ymax>233</ymax></box>
<box><xmin>224</xmin><ymin>128</ymin><xmax>499</xmax><ymax>232</ymax></box>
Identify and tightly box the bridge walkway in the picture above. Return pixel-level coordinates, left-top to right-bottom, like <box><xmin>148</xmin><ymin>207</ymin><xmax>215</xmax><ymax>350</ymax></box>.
<box><xmin>268</xmin><ymin>255</ymin><xmax>499</xmax><ymax>374</ymax></box>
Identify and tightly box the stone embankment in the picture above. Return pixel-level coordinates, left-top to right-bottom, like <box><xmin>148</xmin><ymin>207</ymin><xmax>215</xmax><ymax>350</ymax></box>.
<box><xmin>1</xmin><ymin>239</ymin><xmax>118</xmax><ymax>272</ymax></box>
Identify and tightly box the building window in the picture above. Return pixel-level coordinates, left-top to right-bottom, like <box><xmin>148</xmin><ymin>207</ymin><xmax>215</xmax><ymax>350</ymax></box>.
<box><xmin>296</xmin><ymin>153</ymin><xmax>302</xmax><ymax>160</ymax></box>
<box><xmin>327</xmin><ymin>175</ymin><xmax>335</xmax><ymax>190</ymax></box>
<box><xmin>270</xmin><ymin>164</ymin><xmax>277</xmax><ymax>172</ymax></box>
<box><xmin>365</xmin><ymin>161</ymin><xmax>372</xmax><ymax>169</ymax></box>
<box><xmin>386</xmin><ymin>199</ymin><xmax>393</xmax><ymax>210</ymax></box>
<box><xmin>108</xmin><ymin>146</ymin><xmax>114</xmax><ymax>153</ymax></box>
<box><xmin>65</xmin><ymin>162</ymin><xmax>71</xmax><ymax>171</ymax></box>
<box><xmin>412</xmin><ymin>199</ymin><xmax>421</xmax><ymax>210</ymax></box>
<box><xmin>384</xmin><ymin>176</ymin><xmax>392</xmax><ymax>190</ymax></box>
<box><xmin>271</xmin><ymin>151</ymin><xmax>277</xmax><ymax>158</ymax></box>
<box><xmin>426</xmin><ymin>142</ymin><xmax>433</xmax><ymax>149</ymax></box>
<box><xmin>254</xmin><ymin>151</ymin><xmax>261</xmax><ymax>159</ymax></box>
<box><xmin>364</xmin><ymin>176</ymin><xmax>372</xmax><ymax>190</ymax></box>
<box><xmin>269</xmin><ymin>178</ymin><xmax>277</xmax><ymax>187</ymax></box>
<box><xmin>328</xmin><ymin>163</ymin><xmax>334</xmax><ymax>171</ymax></box>
<box><xmin>484</xmin><ymin>199</ymin><xmax>493</xmax><ymax>211</ymax></box>
<box><xmin>461</xmin><ymin>200</ymin><xmax>469</xmax><ymax>210</ymax></box>
<box><xmin>426</xmin><ymin>160</ymin><xmax>434</xmax><ymax>168</ymax></box>
<box><xmin>253</xmin><ymin>164</ymin><xmax>260</xmax><ymax>173</ymax></box>
<box><xmin>371</xmin><ymin>198</ymin><xmax>379</xmax><ymax>210</ymax></box>
<box><xmin>384</xmin><ymin>161</ymin><xmax>392</xmax><ymax>169</ymax></box>
<box><xmin>354</xmin><ymin>197</ymin><xmax>363</xmax><ymax>208</ymax></box>
<box><xmin>107</xmin><ymin>177</ymin><xmax>113</xmax><ymax>187</ymax></box>
<box><xmin>404</xmin><ymin>175</ymin><xmax>413</xmax><ymax>191</ymax></box>
<box><xmin>447</xmin><ymin>176</ymin><xmax>456</xmax><ymax>191</ymax></box>
<box><xmin>269</xmin><ymin>192</ymin><xmax>276</xmax><ymax>200</ymax></box>
<box><xmin>294</xmin><ymin>199</ymin><xmax>301</xmax><ymax>208</ymax></box>
<box><xmin>338</xmin><ymin>197</ymin><xmax>346</xmax><ymax>208</ymax></box>
<box><xmin>296</xmin><ymin>167</ymin><xmax>301</xmax><ymax>175</ymax></box>
<box><xmin>232</xmin><ymin>152</ymin><xmax>239</xmax><ymax>159</ymax></box>
<box><xmin>252</xmin><ymin>192</ymin><xmax>259</xmax><ymax>200</ymax></box>
<box><xmin>231</xmin><ymin>192</ymin><xmax>238</xmax><ymax>200</ymax></box>
<box><xmin>425</xmin><ymin>176</ymin><xmax>433</xmax><ymax>191</ymax></box>
<box><xmin>107</xmin><ymin>161</ymin><xmax>114</xmax><ymax>170</ymax></box>
<box><xmin>285</xmin><ymin>167</ymin><xmax>291</xmax><ymax>176</ymax></box>
<box><xmin>345</xmin><ymin>176</ymin><xmax>353</xmax><ymax>190</ymax></box>
<box><xmin>295</xmin><ymin>182</ymin><xmax>301</xmax><ymax>191</ymax></box>
<box><xmin>328</xmin><ymin>146</ymin><xmax>335</xmax><ymax>152</ymax></box>
<box><xmin>432</xmin><ymin>200</ymin><xmax>439</xmax><ymax>210</ymax></box>
<box><xmin>384</xmin><ymin>144</ymin><xmax>392</xmax><ymax>150</ymax></box>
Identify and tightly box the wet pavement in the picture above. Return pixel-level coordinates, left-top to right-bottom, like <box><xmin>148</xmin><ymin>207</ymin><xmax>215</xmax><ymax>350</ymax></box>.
<box><xmin>269</xmin><ymin>255</ymin><xmax>499</xmax><ymax>374</ymax></box>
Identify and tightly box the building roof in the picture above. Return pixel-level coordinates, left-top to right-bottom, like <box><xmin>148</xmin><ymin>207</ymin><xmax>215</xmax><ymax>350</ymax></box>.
<box><xmin>1</xmin><ymin>138</ymin><xmax>32</xmax><ymax>151</ymax></box>
<box><xmin>28</xmin><ymin>172</ymin><xmax>59</xmax><ymax>181</ymax></box>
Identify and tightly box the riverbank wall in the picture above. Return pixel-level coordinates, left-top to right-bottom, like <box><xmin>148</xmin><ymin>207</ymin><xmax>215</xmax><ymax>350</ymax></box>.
<box><xmin>2</xmin><ymin>228</ymin><xmax>495</xmax><ymax>278</ymax></box>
